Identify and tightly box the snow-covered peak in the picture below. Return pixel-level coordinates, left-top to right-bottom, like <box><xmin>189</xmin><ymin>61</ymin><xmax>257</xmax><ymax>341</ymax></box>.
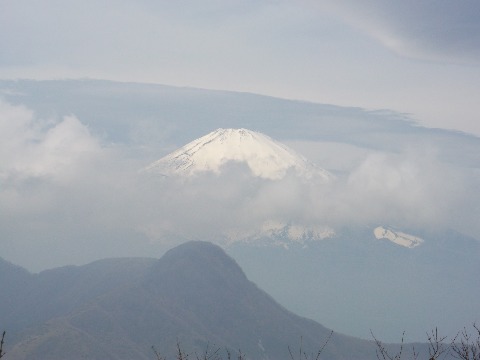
<box><xmin>374</xmin><ymin>226</ymin><xmax>424</xmax><ymax>248</ymax></box>
<box><xmin>224</xmin><ymin>221</ymin><xmax>335</xmax><ymax>249</ymax></box>
<box><xmin>144</xmin><ymin>128</ymin><xmax>332</xmax><ymax>181</ymax></box>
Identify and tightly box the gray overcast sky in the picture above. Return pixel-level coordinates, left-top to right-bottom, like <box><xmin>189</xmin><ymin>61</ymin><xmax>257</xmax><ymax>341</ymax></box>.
<box><xmin>1</xmin><ymin>0</ymin><xmax>479</xmax><ymax>136</ymax></box>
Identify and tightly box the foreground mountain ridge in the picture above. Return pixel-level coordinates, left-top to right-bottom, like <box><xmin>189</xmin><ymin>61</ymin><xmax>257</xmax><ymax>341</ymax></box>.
<box><xmin>1</xmin><ymin>241</ymin><xmax>432</xmax><ymax>360</ymax></box>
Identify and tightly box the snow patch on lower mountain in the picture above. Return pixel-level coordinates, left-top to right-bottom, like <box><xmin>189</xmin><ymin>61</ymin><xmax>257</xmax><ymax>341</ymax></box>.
<box><xmin>374</xmin><ymin>226</ymin><xmax>424</xmax><ymax>248</ymax></box>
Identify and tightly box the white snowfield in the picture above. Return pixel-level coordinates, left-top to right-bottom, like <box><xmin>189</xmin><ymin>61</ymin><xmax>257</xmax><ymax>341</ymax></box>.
<box><xmin>144</xmin><ymin>128</ymin><xmax>332</xmax><ymax>181</ymax></box>
<box><xmin>143</xmin><ymin>128</ymin><xmax>335</xmax><ymax>245</ymax></box>
<box><xmin>222</xmin><ymin>221</ymin><xmax>335</xmax><ymax>248</ymax></box>
<box><xmin>373</xmin><ymin>226</ymin><xmax>424</xmax><ymax>248</ymax></box>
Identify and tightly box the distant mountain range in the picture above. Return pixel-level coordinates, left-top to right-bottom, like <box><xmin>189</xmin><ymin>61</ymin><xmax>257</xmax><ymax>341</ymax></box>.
<box><xmin>0</xmin><ymin>241</ymin><xmax>432</xmax><ymax>360</ymax></box>
<box><xmin>1</xmin><ymin>79</ymin><xmax>479</xmax><ymax>344</ymax></box>
<box><xmin>141</xmin><ymin>127</ymin><xmax>480</xmax><ymax>342</ymax></box>
<box><xmin>228</xmin><ymin>227</ymin><xmax>480</xmax><ymax>342</ymax></box>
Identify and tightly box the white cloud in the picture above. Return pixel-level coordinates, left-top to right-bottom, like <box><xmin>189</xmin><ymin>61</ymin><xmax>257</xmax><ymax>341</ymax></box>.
<box><xmin>0</xmin><ymin>101</ymin><xmax>145</xmax><ymax>270</ymax></box>
<box><xmin>338</xmin><ymin>150</ymin><xmax>465</xmax><ymax>228</ymax></box>
<box><xmin>1</xmin><ymin>99</ymin><xmax>478</xmax><ymax>271</ymax></box>
<box><xmin>132</xmin><ymin>146</ymin><xmax>476</xmax><ymax>246</ymax></box>
<box><xmin>0</xmin><ymin>100</ymin><xmax>101</xmax><ymax>183</ymax></box>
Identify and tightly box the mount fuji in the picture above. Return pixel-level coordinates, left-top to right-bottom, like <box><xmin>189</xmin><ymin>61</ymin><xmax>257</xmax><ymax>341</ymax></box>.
<box><xmin>143</xmin><ymin>128</ymin><xmax>427</xmax><ymax>248</ymax></box>
<box><xmin>144</xmin><ymin>128</ymin><xmax>335</xmax><ymax>245</ymax></box>
<box><xmin>144</xmin><ymin>128</ymin><xmax>332</xmax><ymax>181</ymax></box>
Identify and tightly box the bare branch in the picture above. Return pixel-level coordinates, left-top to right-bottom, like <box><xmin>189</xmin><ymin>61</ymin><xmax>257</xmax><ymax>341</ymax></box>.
<box><xmin>426</xmin><ymin>327</ymin><xmax>447</xmax><ymax>360</ymax></box>
<box><xmin>451</xmin><ymin>324</ymin><xmax>480</xmax><ymax>360</ymax></box>
<box><xmin>371</xmin><ymin>330</ymin><xmax>394</xmax><ymax>360</ymax></box>
<box><xmin>314</xmin><ymin>330</ymin><xmax>333</xmax><ymax>360</ymax></box>
<box><xmin>0</xmin><ymin>331</ymin><xmax>5</xmax><ymax>359</ymax></box>
<box><xmin>176</xmin><ymin>341</ymin><xmax>189</xmax><ymax>360</ymax></box>
<box><xmin>152</xmin><ymin>345</ymin><xmax>166</xmax><ymax>360</ymax></box>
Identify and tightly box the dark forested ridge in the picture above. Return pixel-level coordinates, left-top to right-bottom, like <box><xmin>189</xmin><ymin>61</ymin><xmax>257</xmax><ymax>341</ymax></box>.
<box><xmin>0</xmin><ymin>241</ymin><xmax>442</xmax><ymax>360</ymax></box>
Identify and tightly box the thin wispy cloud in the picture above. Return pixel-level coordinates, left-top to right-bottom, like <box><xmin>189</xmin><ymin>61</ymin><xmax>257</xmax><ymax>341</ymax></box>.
<box><xmin>318</xmin><ymin>0</ymin><xmax>480</xmax><ymax>63</ymax></box>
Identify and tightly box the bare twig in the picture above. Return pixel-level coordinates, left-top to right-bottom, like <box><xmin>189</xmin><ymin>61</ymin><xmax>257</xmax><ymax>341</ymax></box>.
<box><xmin>225</xmin><ymin>348</ymin><xmax>245</xmax><ymax>360</ymax></box>
<box><xmin>288</xmin><ymin>332</ymin><xmax>333</xmax><ymax>360</ymax></box>
<box><xmin>0</xmin><ymin>331</ymin><xmax>5</xmax><ymax>359</ymax></box>
<box><xmin>451</xmin><ymin>324</ymin><xmax>480</xmax><ymax>360</ymax></box>
<box><xmin>176</xmin><ymin>341</ymin><xmax>189</xmax><ymax>360</ymax></box>
<box><xmin>371</xmin><ymin>330</ymin><xmax>405</xmax><ymax>360</ymax></box>
<box><xmin>315</xmin><ymin>330</ymin><xmax>333</xmax><ymax>360</ymax></box>
<box><xmin>194</xmin><ymin>343</ymin><xmax>221</xmax><ymax>360</ymax></box>
<box><xmin>426</xmin><ymin>327</ymin><xmax>447</xmax><ymax>360</ymax></box>
<box><xmin>152</xmin><ymin>345</ymin><xmax>166</xmax><ymax>360</ymax></box>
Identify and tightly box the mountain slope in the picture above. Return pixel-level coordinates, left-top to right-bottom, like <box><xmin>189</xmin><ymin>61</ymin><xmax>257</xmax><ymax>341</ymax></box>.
<box><xmin>0</xmin><ymin>257</ymin><xmax>34</xmax><ymax>332</ymax></box>
<box><xmin>2</xmin><ymin>257</ymin><xmax>156</xmax><ymax>336</ymax></box>
<box><xmin>144</xmin><ymin>128</ymin><xmax>332</xmax><ymax>181</ymax></box>
<box><xmin>2</xmin><ymin>241</ymin><xmax>424</xmax><ymax>360</ymax></box>
<box><xmin>228</xmin><ymin>227</ymin><xmax>480</xmax><ymax>342</ymax></box>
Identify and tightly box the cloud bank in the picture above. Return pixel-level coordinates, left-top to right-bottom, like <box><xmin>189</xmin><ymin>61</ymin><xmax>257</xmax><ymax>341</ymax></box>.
<box><xmin>1</xmin><ymin>100</ymin><xmax>478</xmax><ymax>271</ymax></box>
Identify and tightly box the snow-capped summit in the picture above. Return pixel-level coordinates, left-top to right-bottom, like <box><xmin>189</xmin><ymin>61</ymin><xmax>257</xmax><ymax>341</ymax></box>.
<box><xmin>144</xmin><ymin>128</ymin><xmax>332</xmax><ymax>181</ymax></box>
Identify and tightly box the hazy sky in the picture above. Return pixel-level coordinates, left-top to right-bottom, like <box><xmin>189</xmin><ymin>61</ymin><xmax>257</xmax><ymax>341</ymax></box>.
<box><xmin>1</xmin><ymin>0</ymin><xmax>479</xmax><ymax>136</ymax></box>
